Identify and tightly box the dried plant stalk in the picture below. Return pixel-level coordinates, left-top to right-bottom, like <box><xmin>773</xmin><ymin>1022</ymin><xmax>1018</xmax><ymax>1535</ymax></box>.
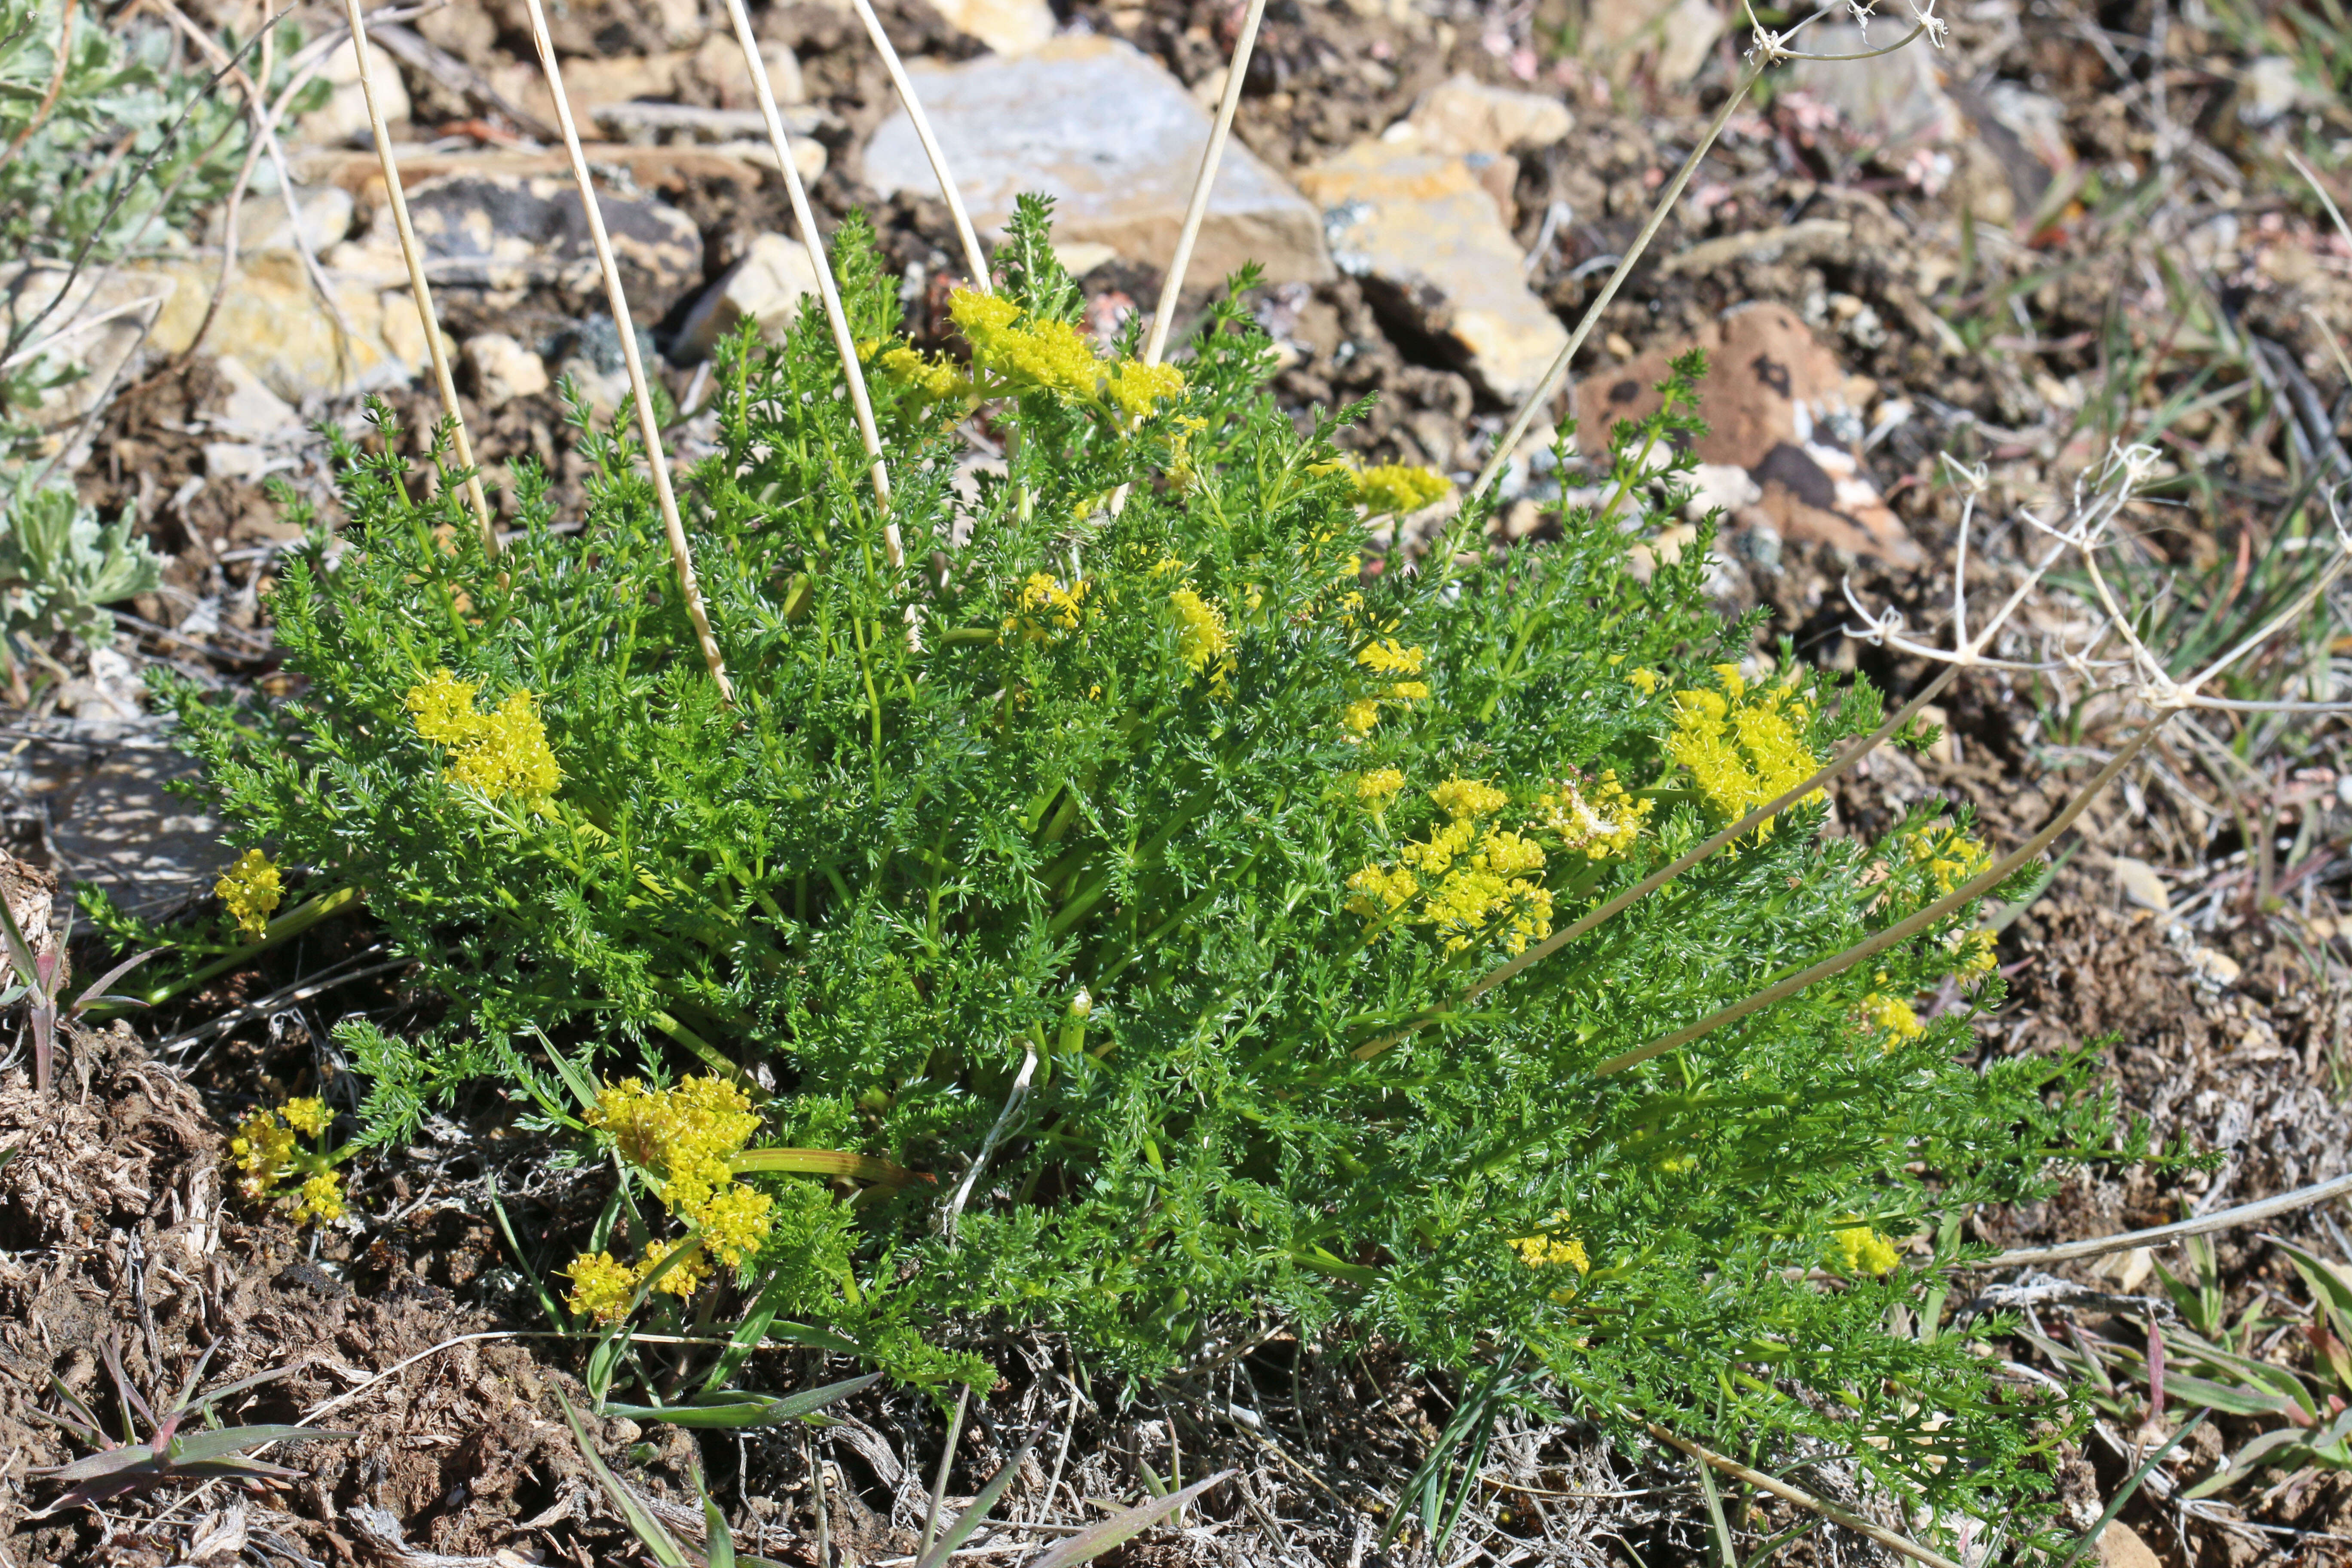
<box><xmin>718</xmin><ymin>0</ymin><xmax>901</xmax><ymax>564</ymax></box>
<box><xmin>336</xmin><ymin>0</ymin><xmax>496</xmax><ymax>550</ymax></box>
<box><xmin>846</xmin><ymin>0</ymin><xmax>990</xmax><ymax>290</ymax></box>
<box><xmin>1644</xmin><ymin>1423</ymin><xmax>1963</xmax><ymax>1568</ymax></box>
<box><xmin>1141</xmin><ymin>0</ymin><xmax>1267</xmax><ymax>366</ymax></box>
<box><xmin>517</xmin><ymin>0</ymin><xmax>734</xmax><ymax>700</ymax></box>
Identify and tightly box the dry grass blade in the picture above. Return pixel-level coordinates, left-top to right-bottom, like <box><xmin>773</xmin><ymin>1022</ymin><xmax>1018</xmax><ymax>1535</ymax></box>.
<box><xmin>1026</xmin><ymin>1470</ymin><xmax>1235</xmax><ymax>1567</ymax></box>
<box><xmin>1982</xmin><ymin>1172</ymin><xmax>2352</xmax><ymax>1268</ymax></box>
<box><xmin>846</xmin><ymin>0</ymin><xmax>989</xmax><ymax>290</ymax></box>
<box><xmin>917</xmin><ymin>1382</ymin><xmax>971</xmax><ymax>1559</ymax></box>
<box><xmin>1595</xmin><ymin>718</ymin><xmax>2171</xmax><ymax>1077</ymax></box>
<box><xmin>1467</xmin><ymin>60</ymin><xmax>1764</xmax><ymax>497</ymax></box>
<box><xmin>718</xmin><ymin>0</ymin><xmax>899</xmax><ymax>557</ymax></box>
<box><xmin>1140</xmin><ymin>0</ymin><xmax>1267</xmax><ymax>366</ymax></box>
<box><xmin>1643</xmin><ymin>1424</ymin><xmax>1960</xmax><ymax>1568</ymax></box>
<box><xmin>518</xmin><ymin>0</ymin><xmax>735</xmax><ymax>700</ymax></box>
<box><xmin>337</xmin><ymin>0</ymin><xmax>495</xmax><ymax>551</ymax></box>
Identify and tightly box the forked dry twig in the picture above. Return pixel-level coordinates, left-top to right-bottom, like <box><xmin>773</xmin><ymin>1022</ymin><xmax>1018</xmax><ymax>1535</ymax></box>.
<box><xmin>336</xmin><ymin>0</ymin><xmax>496</xmax><ymax>549</ymax></box>
<box><xmin>518</xmin><ymin>0</ymin><xmax>735</xmax><ymax>700</ymax></box>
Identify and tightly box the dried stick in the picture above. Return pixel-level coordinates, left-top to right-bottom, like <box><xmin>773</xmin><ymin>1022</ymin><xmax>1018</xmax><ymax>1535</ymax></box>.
<box><xmin>334</xmin><ymin>0</ymin><xmax>496</xmax><ymax>549</ymax></box>
<box><xmin>847</xmin><ymin>0</ymin><xmax>989</xmax><ymax>290</ymax></box>
<box><xmin>1468</xmin><ymin>13</ymin><xmax>1937</xmax><ymax>496</ymax></box>
<box><xmin>717</xmin><ymin>0</ymin><xmax>899</xmax><ymax>560</ymax></box>
<box><xmin>1140</xmin><ymin>0</ymin><xmax>1267</xmax><ymax>365</ymax></box>
<box><xmin>518</xmin><ymin>0</ymin><xmax>734</xmax><ymax>701</ymax></box>
<box><xmin>1594</xmin><ymin>717</ymin><xmax>2172</xmax><ymax>1077</ymax></box>
<box><xmin>1644</xmin><ymin>1423</ymin><xmax>1963</xmax><ymax>1568</ymax></box>
<box><xmin>1981</xmin><ymin>1173</ymin><xmax>2352</xmax><ymax>1270</ymax></box>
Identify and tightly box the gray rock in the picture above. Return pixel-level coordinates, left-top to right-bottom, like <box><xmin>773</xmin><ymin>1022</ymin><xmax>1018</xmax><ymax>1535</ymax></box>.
<box><xmin>863</xmin><ymin>37</ymin><xmax>1331</xmax><ymax>285</ymax></box>
<box><xmin>1788</xmin><ymin>24</ymin><xmax>1963</xmax><ymax>153</ymax></box>
<box><xmin>674</xmin><ymin>232</ymin><xmax>823</xmax><ymax>362</ymax></box>
<box><xmin>353</xmin><ymin>174</ymin><xmax>702</xmax><ymax>307</ymax></box>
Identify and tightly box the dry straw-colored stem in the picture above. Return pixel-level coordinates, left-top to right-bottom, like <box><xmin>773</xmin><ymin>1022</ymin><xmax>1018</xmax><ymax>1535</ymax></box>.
<box><xmin>1644</xmin><ymin>1422</ymin><xmax>1963</xmax><ymax>1568</ymax></box>
<box><xmin>1594</xmin><ymin>716</ymin><xmax>2171</xmax><ymax>1077</ymax></box>
<box><xmin>518</xmin><ymin>0</ymin><xmax>733</xmax><ymax>701</ymax></box>
<box><xmin>1142</xmin><ymin>0</ymin><xmax>1268</xmax><ymax>366</ymax></box>
<box><xmin>337</xmin><ymin>0</ymin><xmax>494</xmax><ymax>550</ymax></box>
<box><xmin>1981</xmin><ymin>1172</ymin><xmax>2352</xmax><ymax>1270</ymax></box>
<box><xmin>718</xmin><ymin>0</ymin><xmax>900</xmax><ymax>565</ymax></box>
<box><xmin>847</xmin><ymin>0</ymin><xmax>989</xmax><ymax>291</ymax></box>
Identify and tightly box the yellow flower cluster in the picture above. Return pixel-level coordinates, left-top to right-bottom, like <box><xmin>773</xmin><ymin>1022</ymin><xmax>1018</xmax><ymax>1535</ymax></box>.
<box><xmin>1951</xmin><ymin>928</ymin><xmax>1998</xmax><ymax>981</ymax></box>
<box><xmin>216</xmin><ymin>848</ymin><xmax>282</xmax><ymax>940</ymax></box>
<box><xmin>1535</xmin><ymin>772</ymin><xmax>1652</xmax><ymax>859</ymax></box>
<box><xmin>940</xmin><ymin>290</ymin><xmax>1187</xmax><ymax>416</ymax></box>
<box><xmin>1343</xmin><ymin>640</ymin><xmax>1431</xmax><ymax>736</ymax></box>
<box><xmin>1356</xmin><ymin>768</ymin><xmax>1407</xmax><ymax>810</ymax></box>
<box><xmin>1862</xmin><ymin>991</ymin><xmax>1924</xmax><ymax>1041</ymax></box>
<box><xmin>567</xmin><ymin>1076</ymin><xmax>776</xmax><ymax>1321</ymax></box>
<box><xmin>1354</xmin><ymin>462</ymin><xmax>1449</xmax><ymax>516</ymax></box>
<box><xmin>1348</xmin><ymin>778</ymin><xmax>1552</xmax><ymax>955</ymax></box>
<box><xmin>230</xmin><ymin>1098</ymin><xmax>344</xmax><ymax>1225</ymax></box>
<box><xmin>1905</xmin><ymin>822</ymin><xmax>1992</xmax><ymax>896</ymax></box>
<box><xmin>878</xmin><ymin>344</ymin><xmax>970</xmax><ymax>401</ymax></box>
<box><xmin>1508</xmin><ymin>1228</ymin><xmax>1592</xmax><ymax>1274</ymax></box>
<box><xmin>1666</xmin><ymin>665</ymin><xmax>1819</xmax><ymax>833</ymax></box>
<box><xmin>1006</xmin><ymin>572</ymin><xmax>1091</xmax><ymax>642</ymax></box>
<box><xmin>1829</xmin><ymin>1224</ymin><xmax>1902</xmax><ymax>1276</ymax></box>
<box><xmin>1106</xmin><ymin>359</ymin><xmax>1185</xmax><ymax>416</ymax></box>
<box><xmin>1169</xmin><ymin>585</ymin><xmax>1234</xmax><ymax>691</ymax></box>
<box><xmin>404</xmin><ymin>669</ymin><xmax>561</xmax><ymax>802</ymax></box>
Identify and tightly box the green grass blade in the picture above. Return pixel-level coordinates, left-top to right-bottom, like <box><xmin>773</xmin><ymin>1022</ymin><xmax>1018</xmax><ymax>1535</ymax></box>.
<box><xmin>557</xmin><ymin>1388</ymin><xmax>690</xmax><ymax>1567</ymax></box>
<box><xmin>916</xmin><ymin>1436</ymin><xmax>1036</xmax><ymax>1568</ymax></box>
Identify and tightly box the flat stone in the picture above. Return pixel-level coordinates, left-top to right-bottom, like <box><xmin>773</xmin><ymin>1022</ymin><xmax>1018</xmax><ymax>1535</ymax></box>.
<box><xmin>2111</xmin><ymin>855</ymin><xmax>2171</xmax><ymax>915</ymax></box>
<box><xmin>1789</xmin><ymin>23</ymin><xmax>1963</xmax><ymax>153</ymax></box>
<box><xmin>208</xmin><ymin>183</ymin><xmax>354</xmax><ymax>254</ymax></box>
<box><xmin>0</xmin><ymin>721</ymin><xmax>227</xmax><ymax>919</ymax></box>
<box><xmin>931</xmin><ymin>0</ymin><xmax>1057</xmax><ymax>55</ymax></box>
<box><xmin>2096</xmin><ymin>1522</ymin><xmax>2163</xmax><ymax>1568</ymax></box>
<box><xmin>674</xmin><ymin>231</ymin><xmax>823</xmax><ymax>361</ymax></box>
<box><xmin>1296</xmin><ymin>138</ymin><xmax>1565</xmax><ymax>404</ymax></box>
<box><xmin>298</xmin><ymin>38</ymin><xmax>409</xmax><ymax>147</ymax></box>
<box><xmin>1406</xmin><ymin>72</ymin><xmax>1571</xmax><ymax>156</ymax></box>
<box><xmin>1573</xmin><ymin>303</ymin><xmax>1920</xmax><ymax>564</ymax></box>
<box><xmin>135</xmin><ymin>255</ymin><xmax>436</xmax><ymax>406</ymax></box>
<box><xmin>0</xmin><ymin>263</ymin><xmax>175</xmax><ymax>438</ymax></box>
<box><xmin>464</xmin><ymin>331</ymin><xmax>551</xmax><ymax>405</ymax></box>
<box><xmin>864</xmin><ymin>37</ymin><xmax>1331</xmax><ymax>285</ymax></box>
<box><xmin>343</xmin><ymin>174</ymin><xmax>701</xmax><ymax>309</ymax></box>
<box><xmin>691</xmin><ymin>34</ymin><xmax>806</xmax><ymax>107</ymax></box>
<box><xmin>207</xmin><ymin>355</ymin><xmax>302</xmax><ymax>442</ymax></box>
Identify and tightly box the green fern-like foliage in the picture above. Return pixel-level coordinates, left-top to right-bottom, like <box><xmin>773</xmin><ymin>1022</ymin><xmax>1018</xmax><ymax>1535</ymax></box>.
<box><xmin>160</xmin><ymin>199</ymin><xmax>2132</xmax><ymax>1523</ymax></box>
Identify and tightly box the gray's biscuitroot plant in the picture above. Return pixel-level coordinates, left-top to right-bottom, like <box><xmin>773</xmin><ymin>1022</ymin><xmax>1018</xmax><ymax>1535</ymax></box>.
<box><xmin>141</xmin><ymin>197</ymin><xmax>2150</xmax><ymax>1527</ymax></box>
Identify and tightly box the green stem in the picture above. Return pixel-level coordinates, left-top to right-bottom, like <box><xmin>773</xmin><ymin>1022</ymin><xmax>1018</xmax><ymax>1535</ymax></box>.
<box><xmin>123</xmin><ymin>884</ymin><xmax>366</xmax><ymax>1011</ymax></box>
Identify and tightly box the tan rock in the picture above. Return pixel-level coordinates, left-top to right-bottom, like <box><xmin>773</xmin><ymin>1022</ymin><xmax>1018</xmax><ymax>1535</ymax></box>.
<box><xmin>141</xmin><ymin>254</ymin><xmax>435</xmax><ymax>404</ymax></box>
<box><xmin>464</xmin><ymin>332</ymin><xmax>551</xmax><ymax>405</ymax></box>
<box><xmin>2095</xmin><ymin>1521</ymin><xmax>2162</xmax><ymax>1568</ymax></box>
<box><xmin>863</xmin><ymin>37</ymin><xmax>1330</xmax><ymax>285</ymax></box>
<box><xmin>298</xmin><ymin>38</ymin><xmax>409</xmax><ymax>147</ymax></box>
<box><xmin>1574</xmin><ymin>303</ymin><xmax>1919</xmax><ymax>564</ymax></box>
<box><xmin>208</xmin><ymin>183</ymin><xmax>353</xmax><ymax>254</ymax></box>
<box><xmin>207</xmin><ymin>355</ymin><xmax>301</xmax><ymax>441</ymax></box>
<box><xmin>2110</xmin><ymin>856</ymin><xmax>2170</xmax><ymax>915</ymax></box>
<box><xmin>487</xmin><ymin>50</ymin><xmax>694</xmax><ymax>131</ymax></box>
<box><xmin>0</xmin><ymin>263</ymin><xmax>175</xmax><ymax>435</ymax></box>
<box><xmin>1406</xmin><ymin>72</ymin><xmax>1571</xmax><ymax>156</ymax></box>
<box><xmin>674</xmin><ymin>232</ymin><xmax>824</xmax><ymax>360</ymax></box>
<box><xmin>1296</xmin><ymin>138</ymin><xmax>1565</xmax><ymax>404</ymax></box>
<box><xmin>931</xmin><ymin>0</ymin><xmax>1057</xmax><ymax>55</ymax></box>
<box><xmin>690</xmin><ymin>34</ymin><xmax>805</xmax><ymax>108</ymax></box>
